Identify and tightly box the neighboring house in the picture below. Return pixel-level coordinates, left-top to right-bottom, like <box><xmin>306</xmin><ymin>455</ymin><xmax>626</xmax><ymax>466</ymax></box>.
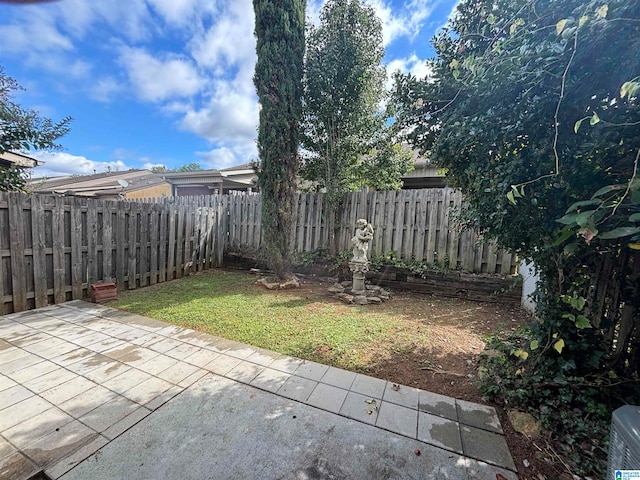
<box><xmin>0</xmin><ymin>151</ymin><xmax>44</xmax><ymax>170</ymax></box>
<box><xmin>220</xmin><ymin>163</ymin><xmax>258</xmax><ymax>193</ymax></box>
<box><xmin>401</xmin><ymin>155</ymin><xmax>447</xmax><ymax>189</ymax></box>
<box><xmin>162</xmin><ymin>166</ymin><xmax>258</xmax><ymax>196</ymax></box>
<box><xmin>215</xmin><ymin>158</ymin><xmax>447</xmax><ymax>192</ymax></box>
<box><xmin>162</xmin><ymin>170</ymin><xmax>224</xmax><ymax>196</ymax></box>
<box><xmin>28</xmin><ymin>170</ymin><xmax>171</xmax><ymax>199</ymax></box>
<box><xmin>159</xmin><ymin>155</ymin><xmax>445</xmax><ymax>197</ymax></box>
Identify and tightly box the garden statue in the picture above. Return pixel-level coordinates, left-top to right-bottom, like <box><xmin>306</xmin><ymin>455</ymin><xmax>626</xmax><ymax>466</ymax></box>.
<box><xmin>350</xmin><ymin>218</ymin><xmax>374</xmax><ymax>262</ymax></box>
<box><xmin>349</xmin><ymin>219</ymin><xmax>374</xmax><ymax>293</ymax></box>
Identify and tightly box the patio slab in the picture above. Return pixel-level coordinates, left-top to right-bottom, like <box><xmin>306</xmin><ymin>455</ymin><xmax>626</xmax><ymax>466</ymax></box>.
<box><xmin>58</xmin><ymin>374</ymin><xmax>469</xmax><ymax>480</ymax></box>
<box><xmin>0</xmin><ymin>301</ymin><xmax>517</xmax><ymax>480</ymax></box>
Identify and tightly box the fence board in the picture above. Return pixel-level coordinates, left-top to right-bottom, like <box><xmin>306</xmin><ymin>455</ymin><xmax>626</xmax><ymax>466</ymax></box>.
<box><xmin>115</xmin><ymin>204</ymin><xmax>126</xmax><ymax>290</ymax></box>
<box><xmin>446</xmin><ymin>191</ymin><xmax>460</xmax><ymax>269</ymax></box>
<box><xmin>486</xmin><ymin>241</ymin><xmax>498</xmax><ymax>274</ymax></box>
<box><xmin>313</xmin><ymin>193</ymin><xmax>325</xmax><ymax>250</ymax></box>
<box><xmin>184</xmin><ymin>206</ymin><xmax>193</xmax><ymax>274</ymax></box>
<box><xmin>371</xmin><ymin>192</ymin><xmax>384</xmax><ymax>257</ymax></box>
<box><xmin>9</xmin><ymin>194</ymin><xmax>27</xmax><ymax>311</ymax></box>
<box><xmin>52</xmin><ymin>196</ymin><xmax>66</xmax><ymax>304</ymax></box>
<box><xmin>460</xmin><ymin>229</ymin><xmax>476</xmax><ymax>272</ymax></box>
<box><xmin>252</xmin><ymin>195</ymin><xmax>261</xmax><ymax>248</ymax></box>
<box><xmin>0</xmin><ymin>196</ymin><xmax>6</xmax><ymax>314</ymax></box>
<box><xmin>296</xmin><ymin>193</ymin><xmax>307</xmax><ymax>252</ymax></box>
<box><xmin>414</xmin><ymin>191</ymin><xmax>427</xmax><ymax>261</ymax></box>
<box><xmin>175</xmin><ymin>207</ymin><xmax>185</xmax><ymax>278</ymax></box>
<box><xmin>205</xmin><ymin>203</ymin><xmax>215</xmax><ymax>268</ymax></box>
<box><xmin>403</xmin><ymin>190</ymin><xmax>417</xmax><ymax>259</ymax></box>
<box><xmin>159</xmin><ymin>205</ymin><xmax>168</xmax><ymax>282</ymax></box>
<box><xmin>195</xmin><ymin>207</ymin><xmax>206</xmax><ymax>271</ymax></box>
<box><xmin>475</xmin><ymin>241</ymin><xmax>485</xmax><ymax>273</ymax></box>
<box><xmin>167</xmin><ymin>204</ymin><xmax>177</xmax><ymax>280</ymax></box>
<box><xmin>87</xmin><ymin>200</ymin><xmax>98</xmax><ymax>287</ymax></box>
<box><xmin>70</xmin><ymin>198</ymin><xmax>83</xmax><ymax>299</ymax></box>
<box><xmin>103</xmin><ymin>201</ymin><xmax>113</xmax><ymax>282</ymax></box>
<box><xmin>217</xmin><ymin>195</ymin><xmax>226</xmax><ymax>266</ymax></box>
<box><xmin>436</xmin><ymin>188</ymin><xmax>450</xmax><ymax>265</ymax></box>
<box><xmin>149</xmin><ymin>204</ymin><xmax>158</xmax><ymax>284</ymax></box>
<box><xmin>139</xmin><ymin>203</ymin><xmax>149</xmax><ymax>287</ymax></box>
<box><xmin>31</xmin><ymin>195</ymin><xmax>48</xmax><ymax>308</ymax></box>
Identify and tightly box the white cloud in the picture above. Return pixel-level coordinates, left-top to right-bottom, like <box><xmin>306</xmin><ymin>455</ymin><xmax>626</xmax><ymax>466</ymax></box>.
<box><xmin>119</xmin><ymin>47</ymin><xmax>205</xmax><ymax>102</ymax></box>
<box><xmin>306</xmin><ymin>1</ymin><xmax>437</xmax><ymax>47</ymax></box>
<box><xmin>387</xmin><ymin>54</ymin><xmax>432</xmax><ymax>79</ymax></box>
<box><xmin>146</xmin><ymin>0</ymin><xmax>205</xmax><ymax>27</ymax></box>
<box><xmin>181</xmin><ymin>87</ymin><xmax>258</xmax><ymax>144</ymax></box>
<box><xmin>29</xmin><ymin>151</ymin><xmax>132</xmax><ymax>178</ymax></box>
<box><xmin>25</xmin><ymin>56</ymin><xmax>92</xmax><ymax>80</ymax></box>
<box><xmin>367</xmin><ymin>0</ymin><xmax>436</xmax><ymax>46</ymax></box>
<box><xmin>89</xmin><ymin>77</ymin><xmax>124</xmax><ymax>103</ymax></box>
<box><xmin>197</xmin><ymin>142</ymin><xmax>258</xmax><ymax>170</ymax></box>
<box><xmin>52</xmin><ymin>0</ymin><xmax>153</xmax><ymax>43</ymax></box>
<box><xmin>189</xmin><ymin>0</ymin><xmax>255</xmax><ymax>73</ymax></box>
<box><xmin>197</xmin><ymin>147</ymin><xmax>240</xmax><ymax>170</ymax></box>
<box><xmin>142</xmin><ymin>161</ymin><xmax>167</xmax><ymax>170</ymax></box>
<box><xmin>0</xmin><ymin>12</ymin><xmax>73</xmax><ymax>55</ymax></box>
<box><xmin>306</xmin><ymin>0</ymin><xmax>324</xmax><ymax>25</ymax></box>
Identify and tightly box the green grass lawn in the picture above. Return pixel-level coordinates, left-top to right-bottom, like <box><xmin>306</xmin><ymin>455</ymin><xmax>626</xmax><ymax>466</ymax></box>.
<box><xmin>107</xmin><ymin>269</ymin><xmax>440</xmax><ymax>372</ymax></box>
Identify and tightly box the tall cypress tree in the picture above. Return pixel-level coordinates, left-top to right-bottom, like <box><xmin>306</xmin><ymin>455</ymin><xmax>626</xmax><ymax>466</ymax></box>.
<box><xmin>253</xmin><ymin>0</ymin><xmax>306</xmax><ymax>280</ymax></box>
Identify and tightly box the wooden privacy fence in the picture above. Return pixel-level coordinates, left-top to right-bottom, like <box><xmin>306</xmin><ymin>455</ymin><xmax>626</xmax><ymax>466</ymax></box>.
<box><xmin>339</xmin><ymin>188</ymin><xmax>516</xmax><ymax>274</ymax></box>
<box><xmin>233</xmin><ymin>188</ymin><xmax>517</xmax><ymax>276</ymax></box>
<box><xmin>0</xmin><ymin>193</ymin><xmax>226</xmax><ymax>314</ymax></box>
<box><xmin>0</xmin><ymin>188</ymin><xmax>516</xmax><ymax>314</ymax></box>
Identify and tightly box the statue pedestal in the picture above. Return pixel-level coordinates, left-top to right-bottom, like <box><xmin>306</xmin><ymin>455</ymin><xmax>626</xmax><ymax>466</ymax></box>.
<box><xmin>349</xmin><ymin>260</ymin><xmax>369</xmax><ymax>294</ymax></box>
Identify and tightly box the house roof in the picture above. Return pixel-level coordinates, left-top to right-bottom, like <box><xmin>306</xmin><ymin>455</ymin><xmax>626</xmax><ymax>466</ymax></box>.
<box><xmin>0</xmin><ymin>151</ymin><xmax>44</xmax><ymax>169</ymax></box>
<box><xmin>28</xmin><ymin>170</ymin><xmax>168</xmax><ymax>197</ymax></box>
<box><xmin>219</xmin><ymin>163</ymin><xmax>255</xmax><ymax>173</ymax></box>
<box><xmin>162</xmin><ymin>169</ymin><xmax>223</xmax><ymax>186</ymax></box>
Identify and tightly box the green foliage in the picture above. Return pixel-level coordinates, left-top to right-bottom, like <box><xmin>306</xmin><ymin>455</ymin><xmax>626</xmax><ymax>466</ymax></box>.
<box><xmin>0</xmin><ymin>67</ymin><xmax>71</xmax><ymax>156</ymax></box>
<box><xmin>293</xmin><ymin>248</ymin><xmax>331</xmax><ymax>267</ymax></box>
<box><xmin>0</xmin><ymin>66</ymin><xmax>71</xmax><ymax>191</ymax></box>
<box><xmin>392</xmin><ymin>0</ymin><xmax>640</xmax><ymax>256</ymax></box>
<box><xmin>0</xmin><ymin>165</ymin><xmax>26</xmax><ymax>192</ymax></box>
<box><xmin>329</xmin><ymin>249</ymin><xmax>352</xmax><ymax>278</ymax></box>
<box><xmin>369</xmin><ymin>251</ymin><xmax>456</xmax><ymax>275</ymax></box>
<box><xmin>301</xmin><ymin>0</ymin><xmax>412</xmax><ymax>209</ymax></box>
<box><xmin>175</xmin><ymin>162</ymin><xmax>203</xmax><ymax>172</ymax></box>
<box><xmin>150</xmin><ymin>163</ymin><xmax>203</xmax><ymax>174</ymax></box>
<box><xmin>478</xmin><ymin>328</ymin><xmax>640</xmax><ymax>478</ymax></box>
<box><xmin>253</xmin><ymin>0</ymin><xmax>306</xmax><ymax>279</ymax></box>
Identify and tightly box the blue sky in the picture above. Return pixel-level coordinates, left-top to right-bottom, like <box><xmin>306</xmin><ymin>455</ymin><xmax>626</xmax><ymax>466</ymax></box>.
<box><xmin>0</xmin><ymin>0</ymin><xmax>458</xmax><ymax>178</ymax></box>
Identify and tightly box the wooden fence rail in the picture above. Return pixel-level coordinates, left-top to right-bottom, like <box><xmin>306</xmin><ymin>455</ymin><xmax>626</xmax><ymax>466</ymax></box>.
<box><xmin>1</xmin><ymin>188</ymin><xmax>516</xmax><ymax>314</ymax></box>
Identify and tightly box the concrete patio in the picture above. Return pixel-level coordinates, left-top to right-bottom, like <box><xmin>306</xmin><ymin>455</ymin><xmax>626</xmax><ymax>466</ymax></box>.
<box><xmin>0</xmin><ymin>301</ymin><xmax>517</xmax><ymax>480</ymax></box>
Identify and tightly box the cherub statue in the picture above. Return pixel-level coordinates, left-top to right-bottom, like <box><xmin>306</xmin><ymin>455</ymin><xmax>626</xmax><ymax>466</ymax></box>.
<box><xmin>351</xmin><ymin>219</ymin><xmax>374</xmax><ymax>262</ymax></box>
